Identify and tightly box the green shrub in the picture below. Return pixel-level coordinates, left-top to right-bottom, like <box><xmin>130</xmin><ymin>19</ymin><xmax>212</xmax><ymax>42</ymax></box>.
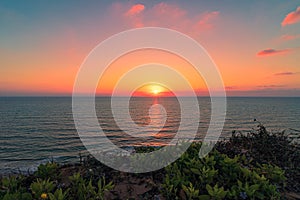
<box><xmin>68</xmin><ymin>172</ymin><xmax>114</xmax><ymax>200</ymax></box>
<box><xmin>48</xmin><ymin>188</ymin><xmax>70</xmax><ymax>200</ymax></box>
<box><xmin>30</xmin><ymin>178</ymin><xmax>55</xmax><ymax>199</ymax></box>
<box><xmin>34</xmin><ymin>162</ymin><xmax>59</xmax><ymax>180</ymax></box>
<box><xmin>1</xmin><ymin>175</ymin><xmax>32</xmax><ymax>199</ymax></box>
<box><xmin>216</xmin><ymin>122</ymin><xmax>299</xmax><ymax>193</ymax></box>
<box><xmin>162</xmin><ymin>145</ymin><xmax>284</xmax><ymax>199</ymax></box>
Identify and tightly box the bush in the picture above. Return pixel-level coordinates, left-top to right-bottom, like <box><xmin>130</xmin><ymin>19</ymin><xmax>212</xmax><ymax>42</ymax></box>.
<box><xmin>161</xmin><ymin>143</ymin><xmax>284</xmax><ymax>199</ymax></box>
<box><xmin>216</xmin><ymin>122</ymin><xmax>300</xmax><ymax>193</ymax></box>
<box><xmin>34</xmin><ymin>162</ymin><xmax>60</xmax><ymax>180</ymax></box>
<box><xmin>0</xmin><ymin>175</ymin><xmax>32</xmax><ymax>200</ymax></box>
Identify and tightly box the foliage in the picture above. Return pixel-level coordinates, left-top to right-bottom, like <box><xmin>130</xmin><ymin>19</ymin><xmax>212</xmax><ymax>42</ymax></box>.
<box><xmin>0</xmin><ymin>172</ymin><xmax>114</xmax><ymax>200</ymax></box>
<box><xmin>34</xmin><ymin>162</ymin><xmax>60</xmax><ymax>180</ymax></box>
<box><xmin>68</xmin><ymin>172</ymin><xmax>114</xmax><ymax>200</ymax></box>
<box><xmin>206</xmin><ymin>184</ymin><xmax>227</xmax><ymax>200</ymax></box>
<box><xmin>182</xmin><ymin>182</ymin><xmax>200</xmax><ymax>200</ymax></box>
<box><xmin>48</xmin><ymin>188</ymin><xmax>70</xmax><ymax>200</ymax></box>
<box><xmin>0</xmin><ymin>175</ymin><xmax>32</xmax><ymax>200</ymax></box>
<box><xmin>93</xmin><ymin>176</ymin><xmax>114</xmax><ymax>200</ymax></box>
<box><xmin>216</xmin><ymin>122</ymin><xmax>299</xmax><ymax>192</ymax></box>
<box><xmin>161</xmin><ymin>143</ymin><xmax>284</xmax><ymax>199</ymax></box>
<box><xmin>30</xmin><ymin>178</ymin><xmax>55</xmax><ymax>199</ymax></box>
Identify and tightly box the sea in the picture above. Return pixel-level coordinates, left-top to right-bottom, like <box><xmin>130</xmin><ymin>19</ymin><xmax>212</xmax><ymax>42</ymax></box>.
<box><xmin>0</xmin><ymin>97</ymin><xmax>299</xmax><ymax>174</ymax></box>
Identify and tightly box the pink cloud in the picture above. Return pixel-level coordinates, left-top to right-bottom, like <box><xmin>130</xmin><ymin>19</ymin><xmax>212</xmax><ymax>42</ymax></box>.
<box><xmin>124</xmin><ymin>4</ymin><xmax>145</xmax><ymax>28</ymax></box>
<box><xmin>257</xmin><ymin>85</ymin><xmax>286</xmax><ymax>88</ymax></box>
<box><xmin>147</xmin><ymin>2</ymin><xmax>188</xmax><ymax>29</ymax></box>
<box><xmin>125</xmin><ymin>4</ymin><xmax>145</xmax><ymax>16</ymax></box>
<box><xmin>257</xmin><ymin>48</ymin><xmax>291</xmax><ymax>56</ymax></box>
<box><xmin>152</xmin><ymin>2</ymin><xmax>186</xmax><ymax>18</ymax></box>
<box><xmin>281</xmin><ymin>7</ymin><xmax>300</xmax><ymax>26</ymax></box>
<box><xmin>274</xmin><ymin>71</ymin><xmax>298</xmax><ymax>76</ymax></box>
<box><xmin>225</xmin><ymin>86</ymin><xmax>237</xmax><ymax>90</ymax></box>
<box><xmin>195</xmin><ymin>11</ymin><xmax>219</xmax><ymax>30</ymax></box>
<box><xmin>121</xmin><ymin>2</ymin><xmax>219</xmax><ymax>36</ymax></box>
<box><xmin>281</xmin><ymin>34</ymin><xmax>300</xmax><ymax>41</ymax></box>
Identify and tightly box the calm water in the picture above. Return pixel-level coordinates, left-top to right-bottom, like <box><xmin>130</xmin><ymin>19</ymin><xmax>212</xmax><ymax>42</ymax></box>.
<box><xmin>0</xmin><ymin>97</ymin><xmax>299</xmax><ymax>173</ymax></box>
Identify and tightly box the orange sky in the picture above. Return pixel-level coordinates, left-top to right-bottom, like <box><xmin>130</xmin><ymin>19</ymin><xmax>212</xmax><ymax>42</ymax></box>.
<box><xmin>97</xmin><ymin>49</ymin><xmax>207</xmax><ymax>96</ymax></box>
<box><xmin>0</xmin><ymin>1</ymin><xmax>300</xmax><ymax>96</ymax></box>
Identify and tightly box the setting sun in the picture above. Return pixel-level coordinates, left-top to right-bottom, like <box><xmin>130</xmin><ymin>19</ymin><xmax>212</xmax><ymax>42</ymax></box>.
<box><xmin>150</xmin><ymin>85</ymin><xmax>164</xmax><ymax>96</ymax></box>
<box><xmin>130</xmin><ymin>83</ymin><xmax>175</xmax><ymax>97</ymax></box>
<box><xmin>153</xmin><ymin>89</ymin><xmax>159</xmax><ymax>95</ymax></box>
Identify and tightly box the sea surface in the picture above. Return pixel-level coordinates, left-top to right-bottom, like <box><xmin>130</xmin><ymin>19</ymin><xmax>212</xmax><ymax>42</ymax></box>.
<box><xmin>0</xmin><ymin>97</ymin><xmax>299</xmax><ymax>174</ymax></box>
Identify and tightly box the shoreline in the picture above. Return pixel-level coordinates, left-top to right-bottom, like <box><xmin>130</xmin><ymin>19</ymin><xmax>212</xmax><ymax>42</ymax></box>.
<box><xmin>1</xmin><ymin>129</ymin><xmax>298</xmax><ymax>176</ymax></box>
<box><xmin>1</xmin><ymin>124</ymin><xmax>299</xmax><ymax>199</ymax></box>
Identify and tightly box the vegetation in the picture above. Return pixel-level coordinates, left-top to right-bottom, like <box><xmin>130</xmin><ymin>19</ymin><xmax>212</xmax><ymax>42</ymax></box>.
<box><xmin>161</xmin><ymin>143</ymin><xmax>284</xmax><ymax>199</ymax></box>
<box><xmin>216</xmin><ymin>121</ymin><xmax>300</xmax><ymax>193</ymax></box>
<box><xmin>0</xmin><ymin>123</ymin><xmax>299</xmax><ymax>199</ymax></box>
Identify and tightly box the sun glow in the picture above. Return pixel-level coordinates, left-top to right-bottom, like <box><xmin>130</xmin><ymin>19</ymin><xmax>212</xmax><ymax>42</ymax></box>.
<box><xmin>153</xmin><ymin>89</ymin><xmax>159</xmax><ymax>95</ymax></box>
<box><xmin>150</xmin><ymin>85</ymin><xmax>164</xmax><ymax>96</ymax></box>
<box><xmin>131</xmin><ymin>84</ymin><xmax>172</xmax><ymax>97</ymax></box>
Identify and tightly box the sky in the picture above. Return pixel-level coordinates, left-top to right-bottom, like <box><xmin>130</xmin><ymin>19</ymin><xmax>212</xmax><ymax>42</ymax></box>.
<box><xmin>0</xmin><ymin>0</ymin><xmax>300</xmax><ymax>96</ymax></box>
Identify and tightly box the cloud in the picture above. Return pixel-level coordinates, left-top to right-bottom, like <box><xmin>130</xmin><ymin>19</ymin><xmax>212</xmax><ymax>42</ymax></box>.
<box><xmin>225</xmin><ymin>86</ymin><xmax>237</xmax><ymax>90</ymax></box>
<box><xmin>152</xmin><ymin>2</ymin><xmax>186</xmax><ymax>19</ymax></box>
<box><xmin>281</xmin><ymin>7</ymin><xmax>300</xmax><ymax>26</ymax></box>
<box><xmin>281</xmin><ymin>34</ymin><xmax>300</xmax><ymax>41</ymax></box>
<box><xmin>256</xmin><ymin>48</ymin><xmax>291</xmax><ymax>56</ymax></box>
<box><xmin>195</xmin><ymin>11</ymin><xmax>219</xmax><ymax>30</ymax></box>
<box><xmin>257</xmin><ymin>85</ymin><xmax>286</xmax><ymax>88</ymax></box>
<box><xmin>123</xmin><ymin>4</ymin><xmax>145</xmax><ymax>28</ymax></box>
<box><xmin>125</xmin><ymin>4</ymin><xmax>145</xmax><ymax>16</ymax></box>
<box><xmin>274</xmin><ymin>71</ymin><xmax>297</xmax><ymax>76</ymax></box>
<box><xmin>147</xmin><ymin>2</ymin><xmax>188</xmax><ymax>28</ymax></box>
<box><xmin>121</xmin><ymin>2</ymin><xmax>219</xmax><ymax>36</ymax></box>
<box><xmin>226</xmin><ymin>89</ymin><xmax>300</xmax><ymax>97</ymax></box>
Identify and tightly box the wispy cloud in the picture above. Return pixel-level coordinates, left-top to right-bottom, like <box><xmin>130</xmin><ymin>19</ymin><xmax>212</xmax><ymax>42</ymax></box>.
<box><xmin>226</xmin><ymin>89</ymin><xmax>300</xmax><ymax>97</ymax></box>
<box><xmin>274</xmin><ymin>71</ymin><xmax>298</xmax><ymax>76</ymax></box>
<box><xmin>282</xmin><ymin>6</ymin><xmax>300</xmax><ymax>26</ymax></box>
<box><xmin>281</xmin><ymin>34</ymin><xmax>300</xmax><ymax>41</ymax></box>
<box><xmin>124</xmin><ymin>4</ymin><xmax>145</xmax><ymax>28</ymax></box>
<box><xmin>120</xmin><ymin>2</ymin><xmax>219</xmax><ymax>36</ymax></box>
<box><xmin>256</xmin><ymin>48</ymin><xmax>291</xmax><ymax>56</ymax></box>
<box><xmin>125</xmin><ymin>4</ymin><xmax>145</xmax><ymax>16</ymax></box>
<box><xmin>257</xmin><ymin>85</ymin><xmax>286</xmax><ymax>88</ymax></box>
<box><xmin>195</xmin><ymin>11</ymin><xmax>219</xmax><ymax>31</ymax></box>
<box><xmin>225</xmin><ymin>86</ymin><xmax>237</xmax><ymax>90</ymax></box>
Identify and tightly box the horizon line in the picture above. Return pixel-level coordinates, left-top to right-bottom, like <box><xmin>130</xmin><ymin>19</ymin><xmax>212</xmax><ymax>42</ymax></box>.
<box><xmin>1</xmin><ymin>95</ymin><xmax>300</xmax><ymax>98</ymax></box>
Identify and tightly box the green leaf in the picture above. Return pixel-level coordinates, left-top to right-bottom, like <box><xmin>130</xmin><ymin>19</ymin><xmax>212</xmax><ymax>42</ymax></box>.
<box><xmin>206</xmin><ymin>184</ymin><xmax>213</xmax><ymax>196</ymax></box>
<box><xmin>199</xmin><ymin>194</ymin><xmax>210</xmax><ymax>200</ymax></box>
<box><xmin>190</xmin><ymin>168</ymin><xmax>201</xmax><ymax>175</ymax></box>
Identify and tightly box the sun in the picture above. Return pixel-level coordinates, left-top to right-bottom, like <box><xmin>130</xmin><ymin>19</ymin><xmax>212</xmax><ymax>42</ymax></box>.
<box><xmin>132</xmin><ymin>83</ymin><xmax>170</xmax><ymax>97</ymax></box>
<box><xmin>152</xmin><ymin>89</ymin><xmax>160</xmax><ymax>95</ymax></box>
<box><xmin>150</xmin><ymin>85</ymin><xmax>164</xmax><ymax>95</ymax></box>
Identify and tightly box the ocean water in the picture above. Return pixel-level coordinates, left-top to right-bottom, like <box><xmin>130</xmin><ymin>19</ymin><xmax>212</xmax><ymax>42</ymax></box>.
<box><xmin>0</xmin><ymin>97</ymin><xmax>299</xmax><ymax>174</ymax></box>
